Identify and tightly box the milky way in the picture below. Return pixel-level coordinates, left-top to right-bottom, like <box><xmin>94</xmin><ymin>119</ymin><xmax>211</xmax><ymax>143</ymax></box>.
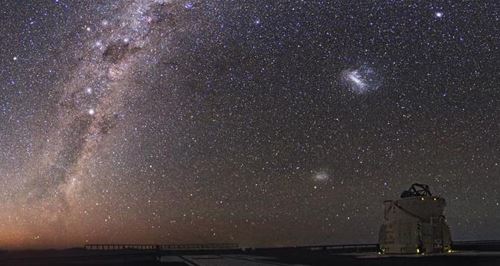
<box><xmin>34</xmin><ymin>0</ymin><xmax>175</xmax><ymax>207</ymax></box>
<box><xmin>2</xmin><ymin>0</ymin><xmax>187</xmax><ymax>247</ymax></box>
<box><xmin>0</xmin><ymin>0</ymin><xmax>499</xmax><ymax>248</ymax></box>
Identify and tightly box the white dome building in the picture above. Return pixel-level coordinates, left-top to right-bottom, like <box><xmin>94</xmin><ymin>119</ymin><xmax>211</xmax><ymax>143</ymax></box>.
<box><xmin>379</xmin><ymin>183</ymin><xmax>452</xmax><ymax>254</ymax></box>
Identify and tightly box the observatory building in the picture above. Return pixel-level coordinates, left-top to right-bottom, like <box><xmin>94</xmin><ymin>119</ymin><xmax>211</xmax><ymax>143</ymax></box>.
<box><xmin>378</xmin><ymin>183</ymin><xmax>452</xmax><ymax>254</ymax></box>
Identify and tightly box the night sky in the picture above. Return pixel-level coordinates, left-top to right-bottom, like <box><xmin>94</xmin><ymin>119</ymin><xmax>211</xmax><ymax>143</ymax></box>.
<box><xmin>0</xmin><ymin>0</ymin><xmax>499</xmax><ymax>249</ymax></box>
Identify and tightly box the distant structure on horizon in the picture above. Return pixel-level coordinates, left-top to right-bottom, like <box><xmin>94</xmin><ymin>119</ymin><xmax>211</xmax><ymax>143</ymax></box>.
<box><xmin>84</xmin><ymin>243</ymin><xmax>239</xmax><ymax>251</ymax></box>
<box><xmin>378</xmin><ymin>183</ymin><xmax>452</xmax><ymax>254</ymax></box>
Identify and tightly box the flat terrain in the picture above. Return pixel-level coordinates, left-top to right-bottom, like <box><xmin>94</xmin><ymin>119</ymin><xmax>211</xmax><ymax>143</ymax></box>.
<box><xmin>2</xmin><ymin>245</ymin><xmax>500</xmax><ymax>266</ymax></box>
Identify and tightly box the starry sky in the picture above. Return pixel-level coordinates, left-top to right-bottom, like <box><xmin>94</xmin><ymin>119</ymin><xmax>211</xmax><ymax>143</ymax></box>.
<box><xmin>0</xmin><ymin>0</ymin><xmax>499</xmax><ymax>249</ymax></box>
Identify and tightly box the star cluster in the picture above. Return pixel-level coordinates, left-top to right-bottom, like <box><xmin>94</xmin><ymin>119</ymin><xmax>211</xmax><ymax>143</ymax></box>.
<box><xmin>0</xmin><ymin>0</ymin><xmax>498</xmax><ymax>248</ymax></box>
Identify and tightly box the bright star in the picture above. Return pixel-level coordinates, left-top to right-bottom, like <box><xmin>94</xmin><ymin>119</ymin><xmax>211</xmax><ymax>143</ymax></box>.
<box><xmin>94</xmin><ymin>40</ymin><xmax>103</xmax><ymax>49</ymax></box>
